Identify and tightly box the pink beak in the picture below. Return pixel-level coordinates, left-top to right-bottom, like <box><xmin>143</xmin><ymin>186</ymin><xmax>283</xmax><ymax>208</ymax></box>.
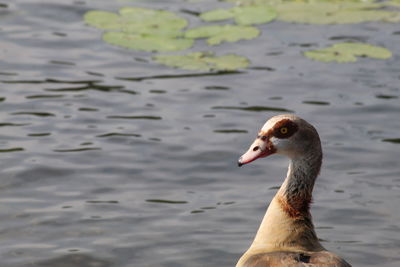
<box><xmin>238</xmin><ymin>138</ymin><xmax>275</xmax><ymax>167</ymax></box>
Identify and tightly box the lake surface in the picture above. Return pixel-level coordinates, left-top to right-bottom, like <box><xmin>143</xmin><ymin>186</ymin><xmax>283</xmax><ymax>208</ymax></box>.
<box><xmin>1</xmin><ymin>0</ymin><xmax>400</xmax><ymax>266</ymax></box>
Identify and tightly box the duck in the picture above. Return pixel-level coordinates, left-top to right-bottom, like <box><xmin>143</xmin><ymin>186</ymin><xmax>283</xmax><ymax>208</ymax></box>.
<box><xmin>236</xmin><ymin>114</ymin><xmax>351</xmax><ymax>267</ymax></box>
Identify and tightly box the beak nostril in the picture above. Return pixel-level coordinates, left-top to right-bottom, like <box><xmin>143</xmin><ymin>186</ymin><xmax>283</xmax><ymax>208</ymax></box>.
<box><xmin>253</xmin><ymin>146</ymin><xmax>259</xmax><ymax>152</ymax></box>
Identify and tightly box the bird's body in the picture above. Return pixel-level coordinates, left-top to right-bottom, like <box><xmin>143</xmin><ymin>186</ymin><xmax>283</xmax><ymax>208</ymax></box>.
<box><xmin>236</xmin><ymin>114</ymin><xmax>351</xmax><ymax>267</ymax></box>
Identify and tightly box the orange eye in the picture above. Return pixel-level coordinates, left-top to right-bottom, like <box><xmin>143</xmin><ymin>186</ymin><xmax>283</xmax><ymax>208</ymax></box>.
<box><xmin>280</xmin><ymin>127</ymin><xmax>288</xmax><ymax>134</ymax></box>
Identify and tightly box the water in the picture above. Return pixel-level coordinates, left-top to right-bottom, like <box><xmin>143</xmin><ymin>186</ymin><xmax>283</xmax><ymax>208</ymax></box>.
<box><xmin>1</xmin><ymin>0</ymin><xmax>400</xmax><ymax>266</ymax></box>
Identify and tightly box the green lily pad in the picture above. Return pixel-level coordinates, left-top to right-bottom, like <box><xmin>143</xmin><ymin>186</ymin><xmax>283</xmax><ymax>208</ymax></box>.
<box><xmin>276</xmin><ymin>2</ymin><xmax>400</xmax><ymax>24</ymax></box>
<box><xmin>200</xmin><ymin>6</ymin><xmax>277</xmax><ymax>25</ymax></box>
<box><xmin>185</xmin><ymin>25</ymin><xmax>259</xmax><ymax>45</ymax></box>
<box><xmin>304</xmin><ymin>43</ymin><xmax>392</xmax><ymax>63</ymax></box>
<box><xmin>153</xmin><ymin>52</ymin><xmax>250</xmax><ymax>71</ymax></box>
<box><xmin>223</xmin><ymin>0</ymin><xmax>400</xmax><ymax>24</ymax></box>
<box><xmin>224</xmin><ymin>0</ymin><xmax>379</xmax><ymax>5</ymax></box>
<box><xmin>84</xmin><ymin>7</ymin><xmax>188</xmax><ymax>37</ymax></box>
<box><xmin>103</xmin><ymin>32</ymin><xmax>193</xmax><ymax>52</ymax></box>
<box><xmin>386</xmin><ymin>0</ymin><xmax>400</xmax><ymax>6</ymax></box>
<box><xmin>84</xmin><ymin>7</ymin><xmax>193</xmax><ymax>52</ymax></box>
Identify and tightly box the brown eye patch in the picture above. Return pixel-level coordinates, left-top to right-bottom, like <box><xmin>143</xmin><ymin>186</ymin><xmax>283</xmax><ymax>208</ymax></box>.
<box><xmin>272</xmin><ymin>119</ymin><xmax>298</xmax><ymax>139</ymax></box>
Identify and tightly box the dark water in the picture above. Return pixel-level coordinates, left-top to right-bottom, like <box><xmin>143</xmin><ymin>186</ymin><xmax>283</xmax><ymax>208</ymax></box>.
<box><xmin>1</xmin><ymin>0</ymin><xmax>400</xmax><ymax>266</ymax></box>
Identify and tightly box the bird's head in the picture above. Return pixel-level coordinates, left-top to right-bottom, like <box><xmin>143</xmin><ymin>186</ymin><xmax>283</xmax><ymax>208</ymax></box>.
<box><xmin>238</xmin><ymin>114</ymin><xmax>321</xmax><ymax>167</ymax></box>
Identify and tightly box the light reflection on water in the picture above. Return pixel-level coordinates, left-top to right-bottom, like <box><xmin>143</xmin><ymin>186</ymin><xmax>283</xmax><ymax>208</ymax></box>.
<box><xmin>0</xmin><ymin>0</ymin><xmax>400</xmax><ymax>266</ymax></box>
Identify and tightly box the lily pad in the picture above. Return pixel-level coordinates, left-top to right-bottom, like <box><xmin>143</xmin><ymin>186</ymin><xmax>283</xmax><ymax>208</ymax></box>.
<box><xmin>386</xmin><ymin>0</ymin><xmax>400</xmax><ymax>6</ymax></box>
<box><xmin>84</xmin><ymin>7</ymin><xmax>193</xmax><ymax>52</ymax></box>
<box><xmin>304</xmin><ymin>43</ymin><xmax>392</xmax><ymax>63</ymax></box>
<box><xmin>103</xmin><ymin>32</ymin><xmax>193</xmax><ymax>52</ymax></box>
<box><xmin>84</xmin><ymin>7</ymin><xmax>188</xmax><ymax>37</ymax></box>
<box><xmin>275</xmin><ymin>2</ymin><xmax>400</xmax><ymax>24</ymax></box>
<box><xmin>223</xmin><ymin>0</ymin><xmax>400</xmax><ymax>24</ymax></box>
<box><xmin>153</xmin><ymin>52</ymin><xmax>250</xmax><ymax>71</ymax></box>
<box><xmin>185</xmin><ymin>25</ymin><xmax>259</xmax><ymax>45</ymax></box>
<box><xmin>200</xmin><ymin>6</ymin><xmax>277</xmax><ymax>25</ymax></box>
<box><xmin>224</xmin><ymin>0</ymin><xmax>379</xmax><ymax>6</ymax></box>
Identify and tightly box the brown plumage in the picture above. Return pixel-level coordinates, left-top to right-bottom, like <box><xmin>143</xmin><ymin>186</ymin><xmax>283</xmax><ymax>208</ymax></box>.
<box><xmin>242</xmin><ymin>251</ymin><xmax>350</xmax><ymax>267</ymax></box>
<box><xmin>236</xmin><ymin>114</ymin><xmax>351</xmax><ymax>267</ymax></box>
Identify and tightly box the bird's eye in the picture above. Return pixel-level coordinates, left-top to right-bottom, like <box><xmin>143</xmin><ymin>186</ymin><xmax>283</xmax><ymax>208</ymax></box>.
<box><xmin>273</xmin><ymin>119</ymin><xmax>298</xmax><ymax>139</ymax></box>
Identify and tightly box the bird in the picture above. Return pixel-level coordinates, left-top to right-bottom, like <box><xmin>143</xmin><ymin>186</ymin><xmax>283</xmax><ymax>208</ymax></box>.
<box><xmin>236</xmin><ymin>114</ymin><xmax>351</xmax><ymax>267</ymax></box>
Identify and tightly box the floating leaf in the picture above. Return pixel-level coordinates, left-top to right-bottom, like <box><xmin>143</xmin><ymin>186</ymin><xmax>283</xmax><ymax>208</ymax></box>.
<box><xmin>277</xmin><ymin>2</ymin><xmax>400</xmax><ymax>24</ymax></box>
<box><xmin>103</xmin><ymin>32</ymin><xmax>193</xmax><ymax>52</ymax></box>
<box><xmin>200</xmin><ymin>9</ymin><xmax>234</xmax><ymax>22</ymax></box>
<box><xmin>304</xmin><ymin>42</ymin><xmax>392</xmax><ymax>63</ymax></box>
<box><xmin>223</xmin><ymin>0</ymin><xmax>400</xmax><ymax>24</ymax></box>
<box><xmin>84</xmin><ymin>7</ymin><xmax>188</xmax><ymax>37</ymax></box>
<box><xmin>185</xmin><ymin>25</ymin><xmax>259</xmax><ymax>45</ymax></box>
<box><xmin>200</xmin><ymin>6</ymin><xmax>277</xmax><ymax>25</ymax></box>
<box><xmin>386</xmin><ymin>0</ymin><xmax>400</xmax><ymax>7</ymax></box>
<box><xmin>224</xmin><ymin>0</ymin><xmax>382</xmax><ymax>6</ymax></box>
<box><xmin>153</xmin><ymin>52</ymin><xmax>250</xmax><ymax>71</ymax></box>
<box><xmin>84</xmin><ymin>7</ymin><xmax>192</xmax><ymax>52</ymax></box>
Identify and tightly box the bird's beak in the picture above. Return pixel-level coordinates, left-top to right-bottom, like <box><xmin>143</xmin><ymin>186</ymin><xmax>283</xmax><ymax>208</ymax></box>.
<box><xmin>238</xmin><ymin>137</ymin><xmax>275</xmax><ymax>167</ymax></box>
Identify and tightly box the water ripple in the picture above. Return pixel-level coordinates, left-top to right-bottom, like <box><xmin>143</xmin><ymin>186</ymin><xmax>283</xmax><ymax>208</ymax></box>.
<box><xmin>0</xmin><ymin>147</ymin><xmax>24</xmax><ymax>153</ymax></box>
<box><xmin>146</xmin><ymin>199</ymin><xmax>188</xmax><ymax>204</ymax></box>
<box><xmin>212</xmin><ymin>106</ymin><xmax>293</xmax><ymax>112</ymax></box>
<box><xmin>11</xmin><ymin>112</ymin><xmax>56</xmax><ymax>117</ymax></box>
<box><xmin>53</xmin><ymin>147</ymin><xmax>101</xmax><ymax>152</ymax></box>
<box><xmin>107</xmin><ymin>115</ymin><xmax>162</xmax><ymax>120</ymax></box>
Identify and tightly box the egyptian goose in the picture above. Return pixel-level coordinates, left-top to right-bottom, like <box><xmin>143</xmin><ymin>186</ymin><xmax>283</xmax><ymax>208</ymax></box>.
<box><xmin>236</xmin><ymin>114</ymin><xmax>351</xmax><ymax>267</ymax></box>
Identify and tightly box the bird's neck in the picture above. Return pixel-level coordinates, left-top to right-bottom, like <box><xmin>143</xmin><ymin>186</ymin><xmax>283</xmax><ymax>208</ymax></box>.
<box><xmin>249</xmin><ymin>151</ymin><xmax>324</xmax><ymax>252</ymax></box>
<box><xmin>276</xmin><ymin>151</ymin><xmax>322</xmax><ymax>218</ymax></box>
